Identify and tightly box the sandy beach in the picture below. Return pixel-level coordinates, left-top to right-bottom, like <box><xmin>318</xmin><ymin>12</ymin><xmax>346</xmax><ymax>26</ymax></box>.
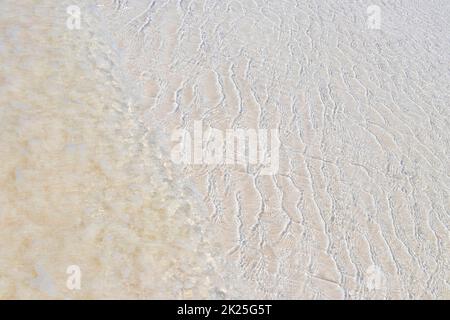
<box><xmin>0</xmin><ymin>0</ymin><xmax>449</xmax><ymax>299</ymax></box>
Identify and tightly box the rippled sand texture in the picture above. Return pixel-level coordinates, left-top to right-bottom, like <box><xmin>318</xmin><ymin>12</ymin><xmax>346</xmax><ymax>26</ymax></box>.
<box><xmin>1</xmin><ymin>1</ymin><xmax>449</xmax><ymax>300</ymax></box>
<box><xmin>0</xmin><ymin>0</ymin><xmax>225</xmax><ymax>299</ymax></box>
<box><xmin>95</xmin><ymin>0</ymin><xmax>450</xmax><ymax>299</ymax></box>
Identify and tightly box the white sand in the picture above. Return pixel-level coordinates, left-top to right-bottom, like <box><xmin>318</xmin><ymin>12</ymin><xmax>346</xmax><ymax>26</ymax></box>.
<box><xmin>0</xmin><ymin>0</ymin><xmax>449</xmax><ymax>299</ymax></box>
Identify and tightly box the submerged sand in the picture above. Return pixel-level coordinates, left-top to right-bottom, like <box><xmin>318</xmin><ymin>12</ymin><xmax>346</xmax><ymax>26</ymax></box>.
<box><xmin>0</xmin><ymin>0</ymin><xmax>449</xmax><ymax>299</ymax></box>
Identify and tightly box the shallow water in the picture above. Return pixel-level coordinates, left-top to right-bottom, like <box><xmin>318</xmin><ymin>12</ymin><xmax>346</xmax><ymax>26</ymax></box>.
<box><xmin>0</xmin><ymin>0</ymin><xmax>225</xmax><ymax>299</ymax></box>
<box><xmin>1</xmin><ymin>0</ymin><xmax>449</xmax><ymax>299</ymax></box>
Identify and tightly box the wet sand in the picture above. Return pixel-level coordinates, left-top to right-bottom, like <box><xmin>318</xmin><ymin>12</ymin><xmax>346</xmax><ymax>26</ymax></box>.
<box><xmin>0</xmin><ymin>0</ymin><xmax>449</xmax><ymax>299</ymax></box>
